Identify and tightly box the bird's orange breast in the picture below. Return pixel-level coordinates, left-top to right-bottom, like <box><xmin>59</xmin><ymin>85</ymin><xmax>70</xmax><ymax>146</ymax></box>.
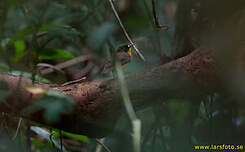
<box><xmin>127</xmin><ymin>48</ymin><xmax>132</xmax><ymax>57</ymax></box>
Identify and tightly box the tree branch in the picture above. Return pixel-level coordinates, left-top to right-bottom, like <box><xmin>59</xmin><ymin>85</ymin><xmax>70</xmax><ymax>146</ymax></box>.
<box><xmin>0</xmin><ymin>48</ymin><xmax>221</xmax><ymax>137</ymax></box>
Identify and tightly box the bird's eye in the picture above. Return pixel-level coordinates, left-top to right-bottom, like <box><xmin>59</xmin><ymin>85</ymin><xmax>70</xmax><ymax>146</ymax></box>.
<box><xmin>127</xmin><ymin>43</ymin><xmax>134</xmax><ymax>48</ymax></box>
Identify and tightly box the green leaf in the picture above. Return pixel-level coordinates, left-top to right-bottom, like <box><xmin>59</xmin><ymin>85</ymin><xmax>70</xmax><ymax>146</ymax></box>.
<box><xmin>30</xmin><ymin>90</ymin><xmax>74</xmax><ymax>123</ymax></box>
<box><xmin>62</xmin><ymin>131</ymin><xmax>90</xmax><ymax>144</ymax></box>
<box><xmin>15</xmin><ymin>27</ymin><xmax>35</xmax><ymax>39</ymax></box>
<box><xmin>34</xmin><ymin>75</ymin><xmax>51</xmax><ymax>83</ymax></box>
<box><xmin>0</xmin><ymin>81</ymin><xmax>12</xmax><ymax>102</ymax></box>
<box><xmin>13</xmin><ymin>41</ymin><xmax>26</xmax><ymax>62</ymax></box>
<box><xmin>40</xmin><ymin>24</ymin><xmax>60</xmax><ymax>31</ymax></box>
<box><xmin>167</xmin><ymin>99</ymin><xmax>191</xmax><ymax>125</ymax></box>
<box><xmin>199</xmin><ymin>101</ymin><xmax>209</xmax><ymax>120</ymax></box>
<box><xmin>32</xmin><ymin>139</ymin><xmax>46</xmax><ymax>148</ymax></box>
<box><xmin>30</xmin><ymin>126</ymin><xmax>68</xmax><ymax>152</ymax></box>
<box><xmin>38</xmin><ymin>48</ymin><xmax>74</xmax><ymax>60</ymax></box>
<box><xmin>8</xmin><ymin>71</ymin><xmax>50</xmax><ymax>83</ymax></box>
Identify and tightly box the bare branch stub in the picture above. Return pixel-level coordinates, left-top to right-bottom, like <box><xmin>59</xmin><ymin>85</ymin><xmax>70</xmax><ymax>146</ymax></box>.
<box><xmin>39</xmin><ymin>55</ymin><xmax>94</xmax><ymax>75</ymax></box>
<box><xmin>152</xmin><ymin>0</ymin><xmax>168</xmax><ymax>30</ymax></box>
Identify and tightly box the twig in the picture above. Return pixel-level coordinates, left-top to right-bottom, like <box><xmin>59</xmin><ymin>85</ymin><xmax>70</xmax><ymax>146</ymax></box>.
<box><xmin>108</xmin><ymin>0</ymin><xmax>145</xmax><ymax>61</ymax></box>
<box><xmin>95</xmin><ymin>138</ymin><xmax>103</xmax><ymax>152</ymax></box>
<box><xmin>39</xmin><ymin>55</ymin><xmax>94</xmax><ymax>75</ymax></box>
<box><xmin>116</xmin><ymin>61</ymin><xmax>137</xmax><ymax>120</ymax></box>
<box><xmin>49</xmin><ymin>129</ymin><xmax>59</xmax><ymax>152</ymax></box>
<box><xmin>152</xmin><ymin>0</ymin><xmax>168</xmax><ymax>29</ymax></box>
<box><xmin>36</xmin><ymin>31</ymin><xmax>48</xmax><ymax>38</ymax></box>
<box><xmin>61</xmin><ymin>77</ymin><xmax>86</xmax><ymax>86</ymax></box>
<box><xmin>95</xmin><ymin>138</ymin><xmax>111</xmax><ymax>152</ymax></box>
<box><xmin>116</xmin><ymin>62</ymin><xmax>141</xmax><ymax>152</ymax></box>
<box><xmin>37</xmin><ymin>63</ymin><xmax>65</xmax><ymax>74</ymax></box>
<box><xmin>12</xmin><ymin>118</ymin><xmax>22</xmax><ymax>140</ymax></box>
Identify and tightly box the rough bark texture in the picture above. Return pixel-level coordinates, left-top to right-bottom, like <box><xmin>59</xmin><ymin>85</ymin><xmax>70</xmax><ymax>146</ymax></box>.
<box><xmin>0</xmin><ymin>47</ymin><xmax>222</xmax><ymax>137</ymax></box>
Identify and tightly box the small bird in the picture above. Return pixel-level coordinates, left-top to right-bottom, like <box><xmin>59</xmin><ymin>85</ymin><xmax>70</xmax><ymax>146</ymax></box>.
<box><xmin>101</xmin><ymin>44</ymin><xmax>134</xmax><ymax>74</ymax></box>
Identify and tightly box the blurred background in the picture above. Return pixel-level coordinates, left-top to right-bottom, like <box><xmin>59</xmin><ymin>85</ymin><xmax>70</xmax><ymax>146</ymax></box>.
<box><xmin>0</xmin><ymin>0</ymin><xmax>245</xmax><ymax>151</ymax></box>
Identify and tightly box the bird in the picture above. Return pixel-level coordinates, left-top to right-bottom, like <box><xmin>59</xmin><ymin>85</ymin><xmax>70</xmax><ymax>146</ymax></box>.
<box><xmin>101</xmin><ymin>44</ymin><xmax>134</xmax><ymax>74</ymax></box>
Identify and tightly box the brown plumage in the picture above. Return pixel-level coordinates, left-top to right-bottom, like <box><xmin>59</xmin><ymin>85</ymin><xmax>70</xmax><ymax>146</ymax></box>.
<box><xmin>101</xmin><ymin>44</ymin><xmax>133</xmax><ymax>74</ymax></box>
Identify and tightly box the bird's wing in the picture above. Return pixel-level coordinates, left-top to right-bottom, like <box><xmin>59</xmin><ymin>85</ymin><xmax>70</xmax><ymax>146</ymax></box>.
<box><xmin>101</xmin><ymin>59</ymin><xmax>113</xmax><ymax>74</ymax></box>
<box><xmin>117</xmin><ymin>53</ymin><xmax>131</xmax><ymax>66</ymax></box>
<box><xmin>101</xmin><ymin>53</ymin><xmax>131</xmax><ymax>74</ymax></box>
